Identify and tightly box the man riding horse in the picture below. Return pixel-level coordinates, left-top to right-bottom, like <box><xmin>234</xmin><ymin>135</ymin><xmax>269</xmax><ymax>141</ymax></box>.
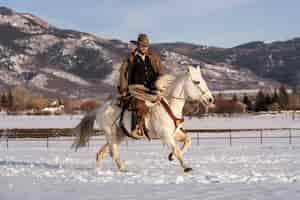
<box><xmin>119</xmin><ymin>33</ymin><xmax>165</xmax><ymax>138</ymax></box>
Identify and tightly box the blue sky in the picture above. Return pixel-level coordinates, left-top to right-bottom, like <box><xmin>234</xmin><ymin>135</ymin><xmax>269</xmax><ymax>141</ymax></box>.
<box><xmin>1</xmin><ymin>0</ymin><xmax>300</xmax><ymax>47</ymax></box>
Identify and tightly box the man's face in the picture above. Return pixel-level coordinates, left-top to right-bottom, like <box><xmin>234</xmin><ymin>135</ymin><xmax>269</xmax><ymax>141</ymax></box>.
<box><xmin>137</xmin><ymin>44</ymin><xmax>149</xmax><ymax>55</ymax></box>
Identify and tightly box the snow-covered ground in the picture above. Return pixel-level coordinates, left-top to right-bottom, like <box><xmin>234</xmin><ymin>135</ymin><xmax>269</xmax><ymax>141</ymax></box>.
<box><xmin>1</xmin><ymin>138</ymin><xmax>300</xmax><ymax>200</ymax></box>
<box><xmin>1</xmin><ymin>113</ymin><xmax>300</xmax><ymax>200</ymax></box>
<box><xmin>1</xmin><ymin>112</ymin><xmax>300</xmax><ymax>129</ymax></box>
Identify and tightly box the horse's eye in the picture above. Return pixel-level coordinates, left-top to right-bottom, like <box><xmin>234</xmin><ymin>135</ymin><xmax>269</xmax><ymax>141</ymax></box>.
<box><xmin>192</xmin><ymin>80</ymin><xmax>200</xmax><ymax>85</ymax></box>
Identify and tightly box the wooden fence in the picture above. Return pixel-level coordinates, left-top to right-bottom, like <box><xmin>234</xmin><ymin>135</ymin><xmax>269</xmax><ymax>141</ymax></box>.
<box><xmin>1</xmin><ymin>128</ymin><xmax>300</xmax><ymax>149</ymax></box>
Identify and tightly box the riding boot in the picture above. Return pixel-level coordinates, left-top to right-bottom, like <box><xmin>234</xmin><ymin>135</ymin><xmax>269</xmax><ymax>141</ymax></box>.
<box><xmin>140</xmin><ymin>116</ymin><xmax>151</xmax><ymax>140</ymax></box>
<box><xmin>131</xmin><ymin>111</ymin><xmax>137</xmax><ymax>131</ymax></box>
<box><xmin>131</xmin><ymin>110</ymin><xmax>146</xmax><ymax>137</ymax></box>
<box><xmin>119</xmin><ymin>108</ymin><xmax>125</xmax><ymax>127</ymax></box>
<box><xmin>130</xmin><ymin>111</ymin><xmax>142</xmax><ymax>137</ymax></box>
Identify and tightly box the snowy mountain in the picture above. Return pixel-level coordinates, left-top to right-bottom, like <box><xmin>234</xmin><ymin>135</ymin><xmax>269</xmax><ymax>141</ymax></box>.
<box><xmin>0</xmin><ymin>7</ymin><xmax>288</xmax><ymax>99</ymax></box>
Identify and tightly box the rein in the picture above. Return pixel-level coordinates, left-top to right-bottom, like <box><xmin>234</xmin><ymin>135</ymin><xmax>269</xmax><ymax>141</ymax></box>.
<box><xmin>160</xmin><ymin>98</ymin><xmax>184</xmax><ymax>128</ymax></box>
<box><xmin>169</xmin><ymin>95</ymin><xmax>185</xmax><ymax>101</ymax></box>
<box><xmin>169</xmin><ymin>95</ymin><xmax>200</xmax><ymax>104</ymax></box>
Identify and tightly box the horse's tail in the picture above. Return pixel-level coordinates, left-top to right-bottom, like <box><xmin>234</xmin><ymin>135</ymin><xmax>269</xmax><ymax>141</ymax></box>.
<box><xmin>71</xmin><ymin>110</ymin><xmax>97</xmax><ymax>151</ymax></box>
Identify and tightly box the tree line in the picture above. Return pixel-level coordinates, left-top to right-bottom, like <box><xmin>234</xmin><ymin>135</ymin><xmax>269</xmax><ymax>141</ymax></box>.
<box><xmin>0</xmin><ymin>86</ymin><xmax>100</xmax><ymax>114</ymax></box>
<box><xmin>1</xmin><ymin>85</ymin><xmax>298</xmax><ymax>115</ymax></box>
<box><xmin>184</xmin><ymin>85</ymin><xmax>300</xmax><ymax>115</ymax></box>
<box><xmin>243</xmin><ymin>85</ymin><xmax>299</xmax><ymax>112</ymax></box>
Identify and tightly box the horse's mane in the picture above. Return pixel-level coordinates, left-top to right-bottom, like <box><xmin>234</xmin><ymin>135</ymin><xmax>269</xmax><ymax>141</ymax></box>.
<box><xmin>155</xmin><ymin>73</ymin><xmax>186</xmax><ymax>98</ymax></box>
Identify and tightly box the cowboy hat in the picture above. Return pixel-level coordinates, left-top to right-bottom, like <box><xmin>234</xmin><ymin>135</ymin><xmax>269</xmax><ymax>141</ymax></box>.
<box><xmin>130</xmin><ymin>33</ymin><xmax>150</xmax><ymax>46</ymax></box>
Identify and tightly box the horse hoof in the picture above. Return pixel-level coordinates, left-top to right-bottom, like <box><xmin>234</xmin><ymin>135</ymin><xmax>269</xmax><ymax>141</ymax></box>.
<box><xmin>184</xmin><ymin>167</ymin><xmax>193</xmax><ymax>173</ymax></box>
<box><xmin>96</xmin><ymin>162</ymin><xmax>101</xmax><ymax>169</ymax></box>
<box><xmin>120</xmin><ymin>167</ymin><xmax>129</xmax><ymax>173</ymax></box>
<box><xmin>168</xmin><ymin>153</ymin><xmax>174</xmax><ymax>161</ymax></box>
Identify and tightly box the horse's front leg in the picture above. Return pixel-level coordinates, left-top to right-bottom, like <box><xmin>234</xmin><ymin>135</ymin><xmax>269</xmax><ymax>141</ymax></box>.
<box><xmin>168</xmin><ymin>129</ymin><xmax>191</xmax><ymax>162</ymax></box>
<box><xmin>167</xmin><ymin>136</ymin><xmax>192</xmax><ymax>173</ymax></box>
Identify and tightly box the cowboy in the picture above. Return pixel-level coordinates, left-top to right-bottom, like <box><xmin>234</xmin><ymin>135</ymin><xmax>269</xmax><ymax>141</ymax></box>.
<box><xmin>119</xmin><ymin>33</ymin><xmax>165</xmax><ymax>137</ymax></box>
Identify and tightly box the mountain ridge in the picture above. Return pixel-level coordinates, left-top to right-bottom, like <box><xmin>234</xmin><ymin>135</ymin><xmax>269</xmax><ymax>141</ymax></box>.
<box><xmin>1</xmin><ymin>7</ymin><xmax>298</xmax><ymax>99</ymax></box>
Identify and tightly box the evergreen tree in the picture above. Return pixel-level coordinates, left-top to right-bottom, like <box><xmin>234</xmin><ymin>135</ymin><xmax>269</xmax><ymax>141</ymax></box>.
<box><xmin>255</xmin><ymin>90</ymin><xmax>267</xmax><ymax>112</ymax></box>
<box><xmin>271</xmin><ymin>88</ymin><xmax>279</xmax><ymax>104</ymax></box>
<box><xmin>243</xmin><ymin>94</ymin><xmax>253</xmax><ymax>111</ymax></box>
<box><xmin>232</xmin><ymin>94</ymin><xmax>238</xmax><ymax>102</ymax></box>
<box><xmin>264</xmin><ymin>94</ymin><xmax>272</xmax><ymax>108</ymax></box>
<box><xmin>278</xmin><ymin>85</ymin><xmax>289</xmax><ymax>109</ymax></box>
<box><xmin>217</xmin><ymin>93</ymin><xmax>224</xmax><ymax>100</ymax></box>
<box><xmin>1</xmin><ymin>93</ymin><xmax>8</xmax><ymax>107</ymax></box>
<box><xmin>7</xmin><ymin>90</ymin><xmax>14</xmax><ymax>109</ymax></box>
<box><xmin>58</xmin><ymin>98</ymin><xmax>64</xmax><ymax>106</ymax></box>
<box><xmin>292</xmin><ymin>87</ymin><xmax>298</xmax><ymax>95</ymax></box>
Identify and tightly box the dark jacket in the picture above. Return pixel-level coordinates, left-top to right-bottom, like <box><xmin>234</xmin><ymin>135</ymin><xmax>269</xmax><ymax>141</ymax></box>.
<box><xmin>119</xmin><ymin>50</ymin><xmax>165</xmax><ymax>93</ymax></box>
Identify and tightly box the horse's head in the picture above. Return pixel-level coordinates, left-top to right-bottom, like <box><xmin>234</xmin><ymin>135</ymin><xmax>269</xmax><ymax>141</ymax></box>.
<box><xmin>184</xmin><ymin>66</ymin><xmax>214</xmax><ymax>106</ymax></box>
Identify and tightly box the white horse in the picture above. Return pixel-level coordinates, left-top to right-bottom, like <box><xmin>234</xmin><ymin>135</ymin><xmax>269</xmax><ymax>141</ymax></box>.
<box><xmin>73</xmin><ymin>66</ymin><xmax>214</xmax><ymax>172</ymax></box>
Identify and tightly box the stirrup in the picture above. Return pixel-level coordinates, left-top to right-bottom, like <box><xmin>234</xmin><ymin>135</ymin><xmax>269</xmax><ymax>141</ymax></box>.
<box><xmin>131</xmin><ymin>126</ymin><xmax>145</xmax><ymax>139</ymax></box>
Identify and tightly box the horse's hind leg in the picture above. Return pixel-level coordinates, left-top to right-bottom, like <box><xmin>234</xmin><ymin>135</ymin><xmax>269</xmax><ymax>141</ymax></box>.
<box><xmin>96</xmin><ymin>143</ymin><xmax>108</xmax><ymax>168</ymax></box>
<box><xmin>109</xmin><ymin>142</ymin><xmax>127</xmax><ymax>172</ymax></box>
<box><xmin>108</xmin><ymin>129</ymin><xmax>127</xmax><ymax>172</ymax></box>
<box><xmin>169</xmin><ymin>130</ymin><xmax>191</xmax><ymax>161</ymax></box>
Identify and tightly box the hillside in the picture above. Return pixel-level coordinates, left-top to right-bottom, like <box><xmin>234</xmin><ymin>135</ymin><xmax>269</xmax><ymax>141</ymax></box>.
<box><xmin>1</xmin><ymin>7</ymin><xmax>294</xmax><ymax>99</ymax></box>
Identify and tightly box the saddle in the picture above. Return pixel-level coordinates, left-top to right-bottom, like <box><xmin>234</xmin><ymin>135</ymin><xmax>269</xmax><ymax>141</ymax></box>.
<box><xmin>118</xmin><ymin>95</ymin><xmax>148</xmax><ymax>112</ymax></box>
<box><xmin>118</xmin><ymin>85</ymin><xmax>157</xmax><ymax>139</ymax></box>
<box><xmin>118</xmin><ymin>96</ymin><xmax>148</xmax><ymax>138</ymax></box>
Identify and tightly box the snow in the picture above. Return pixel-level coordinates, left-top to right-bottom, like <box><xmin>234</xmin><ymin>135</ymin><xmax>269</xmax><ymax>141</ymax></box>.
<box><xmin>212</xmin><ymin>89</ymin><xmax>260</xmax><ymax>95</ymax></box>
<box><xmin>184</xmin><ymin>113</ymin><xmax>300</xmax><ymax>130</ymax></box>
<box><xmin>0</xmin><ymin>115</ymin><xmax>82</xmax><ymax>129</ymax></box>
<box><xmin>42</xmin><ymin>68</ymin><xmax>90</xmax><ymax>86</ymax></box>
<box><xmin>29</xmin><ymin>74</ymin><xmax>48</xmax><ymax>89</ymax></box>
<box><xmin>161</xmin><ymin>50</ymin><xmax>202</xmax><ymax>74</ymax></box>
<box><xmin>1</xmin><ymin>138</ymin><xmax>300</xmax><ymax>199</ymax></box>
<box><xmin>20</xmin><ymin>35</ymin><xmax>59</xmax><ymax>54</ymax></box>
<box><xmin>21</xmin><ymin>14</ymin><xmax>50</xmax><ymax>29</ymax></box>
<box><xmin>102</xmin><ymin>62</ymin><xmax>122</xmax><ymax>85</ymax></box>
<box><xmin>1</xmin><ymin>112</ymin><xmax>300</xmax><ymax>130</ymax></box>
<box><xmin>1</xmin><ymin>113</ymin><xmax>300</xmax><ymax>199</ymax></box>
<box><xmin>0</xmin><ymin>70</ymin><xmax>22</xmax><ymax>85</ymax></box>
<box><xmin>8</xmin><ymin>55</ymin><xmax>24</xmax><ymax>73</ymax></box>
<box><xmin>0</xmin><ymin>12</ymin><xmax>45</xmax><ymax>34</ymax></box>
<box><xmin>41</xmin><ymin>105</ymin><xmax>64</xmax><ymax>114</ymax></box>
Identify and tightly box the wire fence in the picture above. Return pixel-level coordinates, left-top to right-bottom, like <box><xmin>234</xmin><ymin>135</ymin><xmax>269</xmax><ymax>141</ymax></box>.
<box><xmin>1</xmin><ymin>128</ymin><xmax>300</xmax><ymax>149</ymax></box>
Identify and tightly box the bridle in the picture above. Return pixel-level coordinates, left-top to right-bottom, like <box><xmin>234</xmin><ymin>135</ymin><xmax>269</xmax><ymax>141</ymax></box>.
<box><xmin>169</xmin><ymin>75</ymin><xmax>210</xmax><ymax>103</ymax></box>
<box><xmin>161</xmin><ymin>74</ymin><xmax>211</xmax><ymax>128</ymax></box>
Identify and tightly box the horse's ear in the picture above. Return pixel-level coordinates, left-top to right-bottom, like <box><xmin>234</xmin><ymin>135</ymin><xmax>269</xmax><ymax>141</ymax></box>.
<box><xmin>196</xmin><ymin>65</ymin><xmax>201</xmax><ymax>72</ymax></box>
<box><xmin>187</xmin><ymin>65</ymin><xmax>193</xmax><ymax>73</ymax></box>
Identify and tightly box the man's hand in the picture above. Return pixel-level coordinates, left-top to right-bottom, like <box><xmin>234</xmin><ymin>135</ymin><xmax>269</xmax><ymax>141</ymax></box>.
<box><xmin>121</xmin><ymin>91</ymin><xmax>127</xmax><ymax>97</ymax></box>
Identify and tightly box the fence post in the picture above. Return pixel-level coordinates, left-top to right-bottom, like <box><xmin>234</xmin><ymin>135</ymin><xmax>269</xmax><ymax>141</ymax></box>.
<box><xmin>197</xmin><ymin>132</ymin><xmax>200</xmax><ymax>146</ymax></box>
<box><xmin>6</xmin><ymin>137</ymin><xmax>8</xmax><ymax>150</ymax></box>
<box><xmin>46</xmin><ymin>136</ymin><xmax>49</xmax><ymax>149</ymax></box>
<box><xmin>292</xmin><ymin>111</ymin><xmax>295</xmax><ymax>120</ymax></box>
<box><xmin>289</xmin><ymin>129</ymin><xmax>292</xmax><ymax>144</ymax></box>
<box><xmin>260</xmin><ymin>130</ymin><xmax>263</xmax><ymax>144</ymax></box>
<box><xmin>229</xmin><ymin>130</ymin><xmax>232</xmax><ymax>146</ymax></box>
